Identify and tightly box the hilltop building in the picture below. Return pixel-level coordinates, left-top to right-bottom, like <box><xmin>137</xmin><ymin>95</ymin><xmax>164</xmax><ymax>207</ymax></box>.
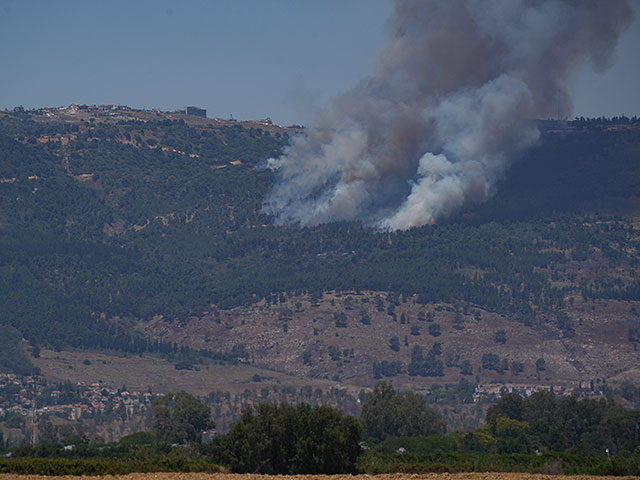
<box><xmin>185</xmin><ymin>106</ymin><xmax>206</xmax><ymax>117</ymax></box>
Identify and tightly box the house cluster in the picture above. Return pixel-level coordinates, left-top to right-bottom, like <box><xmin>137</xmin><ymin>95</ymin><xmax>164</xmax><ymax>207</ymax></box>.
<box><xmin>40</xmin><ymin>104</ymin><xmax>127</xmax><ymax>114</ymax></box>
<box><xmin>472</xmin><ymin>382</ymin><xmax>569</xmax><ymax>402</ymax></box>
<box><xmin>25</xmin><ymin>104</ymin><xmax>131</xmax><ymax>120</ymax></box>
<box><xmin>0</xmin><ymin>373</ymin><xmax>158</xmax><ymax>422</ymax></box>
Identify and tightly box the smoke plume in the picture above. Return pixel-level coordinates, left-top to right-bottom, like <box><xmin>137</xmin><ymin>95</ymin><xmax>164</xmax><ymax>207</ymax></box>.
<box><xmin>263</xmin><ymin>0</ymin><xmax>634</xmax><ymax>230</ymax></box>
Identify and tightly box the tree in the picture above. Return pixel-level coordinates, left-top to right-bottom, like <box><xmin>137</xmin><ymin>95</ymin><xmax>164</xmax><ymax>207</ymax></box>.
<box><xmin>486</xmin><ymin>393</ymin><xmax>525</xmax><ymax>425</ymax></box>
<box><xmin>343</xmin><ymin>296</ymin><xmax>353</xmax><ymax>310</ymax></box>
<box><xmin>374</xmin><ymin>295</ymin><xmax>384</xmax><ymax>311</ymax></box>
<box><xmin>523</xmin><ymin>390</ymin><xmax>557</xmax><ymax>425</ymax></box>
<box><xmin>334</xmin><ymin>312</ymin><xmax>347</xmax><ymax>328</ymax></box>
<box><xmin>152</xmin><ymin>391</ymin><xmax>214</xmax><ymax>444</ymax></box>
<box><xmin>388</xmin><ymin>336</ymin><xmax>400</xmax><ymax>352</ymax></box>
<box><xmin>460</xmin><ymin>359</ymin><xmax>473</xmax><ymax>375</ymax></box>
<box><xmin>302</xmin><ymin>350</ymin><xmax>312</xmax><ymax>365</ymax></box>
<box><xmin>39</xmin><ymin>421</ymin><xmax>59</xmax><ymax>444</ymax></box>
<box><xmin>360</xmin><ymin>382</ymin><xmax>445</xmax><ymax>441</ymax></box>
<box><xmin>494</xmin><ymin>417</ymin><xmax>530</xmax><ymax>453</ymax></box>
<box><xmin>482</xmin><ymin>353</ymin><xmax>500</xmax><ymax>370</ymax></box>
<box><xmin>480</xmin><ymin>391</ymin><xmax>640</xmax><ymax>456</ymax></box>
<box><xmin>210</xmin><ymin>402</ymin><xmax>361</xmax><ymax>474</ymax></box>
<box><xmin>408</xmin><ymin>345</ymin><xmax>444</xmax><ymax>377</ymax></box>
<box><xmin>511</xmin><ymin>361</ymin><xmax>524</xmax><ymax>375</ymax></box>
<box><xmin>597</xmin><ymin>409</ymin><xmax>640</xmax><ymax>454</ymax></box>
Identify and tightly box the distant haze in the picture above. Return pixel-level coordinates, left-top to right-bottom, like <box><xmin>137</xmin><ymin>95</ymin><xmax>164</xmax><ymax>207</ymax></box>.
<box><xmin>263</xmin><ymin>0</ymin><xmax>635</xmax><ymax>230</ymax></box>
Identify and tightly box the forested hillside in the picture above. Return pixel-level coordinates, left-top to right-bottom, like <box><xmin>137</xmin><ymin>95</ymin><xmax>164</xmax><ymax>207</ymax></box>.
<box><xmin>1</xmin><ymin>107</ymin><xmax>640</xmax><ymax>386</ymax></box>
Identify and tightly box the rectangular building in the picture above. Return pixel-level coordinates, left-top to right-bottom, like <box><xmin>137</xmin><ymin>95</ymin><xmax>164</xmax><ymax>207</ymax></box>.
<box><xmin>185</xmin><ymin>106</ymin><xmax>206</xmax><ymax>117</ymax></box>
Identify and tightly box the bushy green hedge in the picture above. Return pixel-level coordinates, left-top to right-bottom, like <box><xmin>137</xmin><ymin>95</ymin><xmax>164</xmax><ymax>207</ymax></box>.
<box><xmin>0</xmin><ymin>456</ymin><xmax>223</xmax><ymax>476</ymax></box>
<box><xmin>357</xmin><ymin>451</ymin><xmax>640</xmax><ymax>476</ymax></box>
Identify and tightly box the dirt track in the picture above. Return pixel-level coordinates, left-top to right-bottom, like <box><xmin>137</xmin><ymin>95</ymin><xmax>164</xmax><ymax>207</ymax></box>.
<box><xmin>1</xmin><ymin>473</ymin><xmax>639</xmax><ymax>480</ymax></box>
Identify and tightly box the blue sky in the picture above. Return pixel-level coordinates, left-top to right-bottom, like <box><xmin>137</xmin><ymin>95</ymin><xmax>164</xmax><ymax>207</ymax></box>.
<box><xmin>1</xmin><ymin>0</ymin><xmax>639</xmax><ymax>125</ymax></box>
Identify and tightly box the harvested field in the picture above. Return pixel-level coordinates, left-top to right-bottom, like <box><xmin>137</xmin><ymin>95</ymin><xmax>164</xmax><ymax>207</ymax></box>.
<box><xmin>1</xmin><ymin>474</ymin><xmax>639</xmax><ymax>480</ymax></box>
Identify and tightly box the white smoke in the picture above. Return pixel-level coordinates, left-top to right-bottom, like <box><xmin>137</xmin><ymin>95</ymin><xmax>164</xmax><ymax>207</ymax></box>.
<box><xmin>263</xmin><ymin>0</ymin><xmax>634</xmax><ymax>230</ymax></box>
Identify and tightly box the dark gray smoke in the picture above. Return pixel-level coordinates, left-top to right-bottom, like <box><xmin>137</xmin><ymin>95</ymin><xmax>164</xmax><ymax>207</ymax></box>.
<box><xmin>263</xmin><ymin>0</ymin><xmax>634</xmax><ymax>230</ymax></box>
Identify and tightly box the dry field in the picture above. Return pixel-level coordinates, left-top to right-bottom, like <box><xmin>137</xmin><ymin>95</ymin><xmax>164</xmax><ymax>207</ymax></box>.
<box><xmin>31</xmin><ymin>349</ymin><xmax>339</xmax><ymax>396</ymax></box>
<box><xmin>1</xmin><ymin>473</ymin><xmax>639</xmax><ymax>480</ymax></box>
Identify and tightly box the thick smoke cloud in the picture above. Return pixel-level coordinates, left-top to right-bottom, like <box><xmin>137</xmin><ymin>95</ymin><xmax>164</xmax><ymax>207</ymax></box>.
<box><xmin>263</xmin><ymin>0</ymin><xmax>634</xmax><ymax>230</ymax></box>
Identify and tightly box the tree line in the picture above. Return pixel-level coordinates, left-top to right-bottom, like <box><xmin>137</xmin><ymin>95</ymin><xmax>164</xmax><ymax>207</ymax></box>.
<box><xmin>3</xmin><ymin>383</ymin><xmax>640</xmax><ymax>475</ymax></box>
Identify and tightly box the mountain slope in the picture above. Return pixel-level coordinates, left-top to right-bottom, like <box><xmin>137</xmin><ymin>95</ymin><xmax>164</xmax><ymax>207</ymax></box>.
<box><xmin>1</xmin><ymin>107</ymin><xmax>639</xmax><ymax>397</ymax></box>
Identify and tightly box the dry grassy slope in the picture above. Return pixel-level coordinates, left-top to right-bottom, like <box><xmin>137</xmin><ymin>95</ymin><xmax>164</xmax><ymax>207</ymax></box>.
<box><xmin>31</xmin><ymin>349</ymin><xmax>342</xmax><ymax>397</ymax></box>
<box><xmin>135</xmin><ymin>292</ymin><xmax>640</xmax><ymax>392</ymax></box>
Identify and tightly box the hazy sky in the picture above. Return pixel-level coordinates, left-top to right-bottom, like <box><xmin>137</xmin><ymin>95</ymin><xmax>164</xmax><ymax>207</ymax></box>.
<box><xmin>1</xmin><ymin>0</ymin><xmax>639</xmax><ymax>125</ymax></box>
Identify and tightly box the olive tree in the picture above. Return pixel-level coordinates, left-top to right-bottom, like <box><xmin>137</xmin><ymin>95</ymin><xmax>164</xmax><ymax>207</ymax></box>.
<box><xmin>152</xmin><ymin>391</ymin><xmax>214</xmax><ymax>444</ymax></box>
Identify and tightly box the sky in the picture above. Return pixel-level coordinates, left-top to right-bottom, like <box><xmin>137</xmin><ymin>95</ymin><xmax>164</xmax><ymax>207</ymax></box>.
<box><xmin>1</xmin><ymin>0</ymin><xmax>639</xmax><ymax>126</ymax></box>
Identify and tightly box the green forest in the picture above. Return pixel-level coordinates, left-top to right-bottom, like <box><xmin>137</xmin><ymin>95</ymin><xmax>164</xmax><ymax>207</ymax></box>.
<box><xmin>1</xmin><ymin>110</ymin><xmax>640</xmax><ymax>366</ymax></box>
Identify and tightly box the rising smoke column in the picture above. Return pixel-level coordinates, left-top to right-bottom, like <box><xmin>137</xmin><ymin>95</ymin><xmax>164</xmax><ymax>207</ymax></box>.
<box><xmin>263</xmin><ymin>0</ymin><xmax>634</xmax><ymax>230</ymax></box>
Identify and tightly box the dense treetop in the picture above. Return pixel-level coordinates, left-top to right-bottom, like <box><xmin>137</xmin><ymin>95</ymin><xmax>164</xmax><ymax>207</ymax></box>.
<box><xmin>361</xmin><ymin>382</ymin><xmax>446</xmax><ymax>440</ymax></box>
